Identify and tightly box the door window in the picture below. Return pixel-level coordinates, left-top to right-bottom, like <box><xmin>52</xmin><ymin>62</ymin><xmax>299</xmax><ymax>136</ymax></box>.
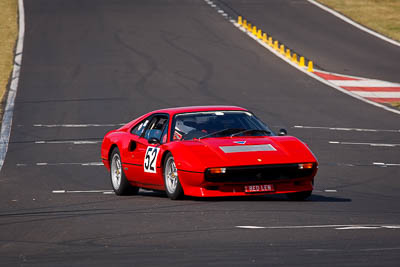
<box><xmin>143</xmin><ymin>116</ymin><xmax>168</xmax><ymax>142</ymax></box>
<box><xmin>131</xmin><ymin>119</ymin><xmax>150</xmax><ymax>136</ymax></box>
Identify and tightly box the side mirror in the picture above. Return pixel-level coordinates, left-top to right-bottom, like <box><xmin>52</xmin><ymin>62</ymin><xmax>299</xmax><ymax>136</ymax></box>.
<box><xmin>148</xmin><ymin>137</ymin><xmax>160</xmax><ymax>145</ymax></box>
<box><xmin>278</xmin><ymin>128</ymin><xmax>287</xmax><ymax>136</ymax></box>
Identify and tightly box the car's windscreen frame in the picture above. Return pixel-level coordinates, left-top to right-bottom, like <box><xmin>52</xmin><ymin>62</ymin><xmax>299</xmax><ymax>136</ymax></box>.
<box><xmin>169</xmin><ymin>110</ymin><xmax>275</xmax><ymax>141</ymax></box>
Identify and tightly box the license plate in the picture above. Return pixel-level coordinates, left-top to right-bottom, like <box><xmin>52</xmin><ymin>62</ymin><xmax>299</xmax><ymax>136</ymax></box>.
<box><xmin>245</xmin><ymin>184</ymin><xmax>274</xmax><ymax>193</ymax></box>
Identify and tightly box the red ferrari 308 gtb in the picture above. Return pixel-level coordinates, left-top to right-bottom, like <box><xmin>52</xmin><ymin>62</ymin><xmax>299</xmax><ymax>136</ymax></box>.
<box><xmin>101</xmin><ymin>106</ymin><xmax>318</xmax><ymax>200</ymax></box>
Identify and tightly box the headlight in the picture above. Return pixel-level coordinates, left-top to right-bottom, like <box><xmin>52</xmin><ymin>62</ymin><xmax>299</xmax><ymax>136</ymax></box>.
<box><xmin>208</xmin><ymin>167</ymin><xmax>227</xmax><ymax>174</ymax></box>
<box><xmin>298</xmin><ymin>163</ymin><xmax>314</xmax><ymax>169</ymax></box>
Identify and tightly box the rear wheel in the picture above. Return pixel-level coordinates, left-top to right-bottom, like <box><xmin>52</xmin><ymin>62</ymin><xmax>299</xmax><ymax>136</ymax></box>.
<box><xmin>163</xmin><ymin>153</ymin><xmax>184</xmax><ymax>200</ymax></box>
<box><xmin>286</xmin><ymin>190</ymin><xmax>312</xmax><ymax>201</ymax></box>
<box><xmin>110</xmin><ymin>148</ymin><xmax>139</xmax><ymax>195</ymax></box>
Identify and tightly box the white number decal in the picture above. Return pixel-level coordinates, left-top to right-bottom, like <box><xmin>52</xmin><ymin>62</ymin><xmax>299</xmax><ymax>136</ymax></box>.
<box><xmin>144</xmin><ymin>146</ymin><xmax>160</xmax><ymax>173</ymax></box>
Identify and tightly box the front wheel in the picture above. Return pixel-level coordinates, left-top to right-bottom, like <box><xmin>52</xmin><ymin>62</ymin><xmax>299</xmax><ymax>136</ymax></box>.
<box><xmin>110</xmin><ymin>148</ymin><xmax>139</xmax><ymax>195</ymax></box>
<box><xmin>286</xmin><ymin>190</ymin><xmax>312</xmax><ymax>201</ymax></box>
<box><xmin>163</xmin><ymin>153</ymin><xmax>184</xmax><ymax>200</ymax></box>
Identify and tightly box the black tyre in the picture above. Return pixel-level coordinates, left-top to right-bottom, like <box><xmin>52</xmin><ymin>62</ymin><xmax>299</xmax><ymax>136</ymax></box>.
<box><xmin>286</xmin><ymin>190</ymin><xmax>312</xmax><ymax>201</ymax></box>
<box><xmin>110</xmin><ymin>147</ymin><xmax>139</xmax><ymax>195</ymax></box>
<box><xmin>163</xmin><ymin>153</ymin><xmax>184</xmax><ymax>200</ymax></box>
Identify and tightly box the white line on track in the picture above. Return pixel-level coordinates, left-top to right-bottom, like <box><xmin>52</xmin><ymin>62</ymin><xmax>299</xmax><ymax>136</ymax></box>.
<box><xmin>0</xmin><ymin>0</ymin><xmax>25</xmax><ymax>171</ymax></box>
<box><xmin>52</xmin><ymin>190</ymin><xmax>113</xmax><ymax>194</ymax></box>
<box><xmin>17</xmin><ymin>162</ymin><xmax>103</xmax><ymax>167</ymax></box>
<box><xmin>336</xmin><ymin>163</ymin><xmax>356</xmax><ymax>167</ymax></box>
<box><xmin>307</xmin><ymin>0</ymin><xmax>400</xmax><ymax>48</ymax></box>
<box><xmin>236</xmin><ymin>226</ymin><xmax>266</xmax><ymax>229</ymax></box>
<box><xmin>373</xmin><ymin>162</ymin><xmax>400</xmax><ymax>167</ymax></box>
<box><xmin>52</xmin><ymin>189</ymin><xmax>154</xmax><ymax>195</ymax></box>
<box><xmin>324</xmin><ymin>162</ymin><xmax>400</xmax><ymax>168</ymax></box>
<box><xmin>35</xmin><ymin>140</ymin><xmax>100</xmax><ymax>145</ymax></box>
<box><xmin>33</xmin><ymin>123</ymin><xmax>125</xmax><ymax>128</ymax></box>
<box><xmin>314</xmin><ymin>189</ymin><xmax>338</xmax><ymax>193</ymax></box>
<box><xmin>294</xmin><ymin>125</ymin><xmax>400</xmax><ymax>133</ymax></box>
<box><xmin>329</xmin><ymin>141</ymin><xmax>400</xmax><ymax>147</ymax></box>
<box><xmin>236</xmin><ymin>224</ymin><xmax>400</xmax><ymax>230</ymax></box>
<box><xmin>335</xmin><ymin>226</ymin><xmax>380</xmax><ymax>230</ymax></box>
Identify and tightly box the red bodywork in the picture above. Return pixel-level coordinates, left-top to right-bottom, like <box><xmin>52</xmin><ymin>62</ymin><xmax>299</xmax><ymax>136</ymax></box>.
<box><xmin>101</xmin><ymin>106</ymin><xmax>318</xmax><ymax>197</ymax></box>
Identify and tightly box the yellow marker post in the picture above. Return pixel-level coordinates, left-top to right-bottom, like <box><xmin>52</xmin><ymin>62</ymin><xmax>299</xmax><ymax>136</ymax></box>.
<box><xmin>238</xmin><ymin>16</ymin><xmax>242</xmax><ymax>26</ymax></box>
<box><xmin>285</xmin><ymin>49</ymin><xmax>291</xmax><ymax>59</ymax></box>
<box><xmin>292</xmin><ymin>53</ymin><xmax>298</xmax><ymax>63</ymax></box>
<box><xmin>247</xmin><ymin>23</ymin><xmax>252</xmax><ymax>32</ymax></box>
<box><xmin>252</xmin><ymin>26</ymin><xmax>257</xmax><ymax>36</ymax></box>
<box><xmin>280</xmin><ymin>44</ymin><xmax>285</xmax><ymax>54</ymax></box>
<box><xmin>268</xmin><ymin>37</ymin><xmax>273</xmax><ymax>47</ymax></box>
<box><xmin>274</xmin><ymin>40</ymin><xmax>279</xmax><ymax>51</ymax></box>
<box><xmin>262</xmin><ymin>33</ymin><xmax>267</xmax><ymax>43</ymax></box>
<box><xmin>257</xmin><ymin>29</ymin><xmax>262</xmax><ymax>39</ymax></box>
<box><xmin>307</xmin><ymin>61</ymin><xmax>314</xmax><ymax>72</ymax></box>
<box><xmin>299</xmin><ymin>56</ymin><xmax>305</xmax><ymax>67</ymax></box>
<box><xmin>243</xmin><ymin>19</ymin><xmax>247</xmax><ymax>28</ymax></box>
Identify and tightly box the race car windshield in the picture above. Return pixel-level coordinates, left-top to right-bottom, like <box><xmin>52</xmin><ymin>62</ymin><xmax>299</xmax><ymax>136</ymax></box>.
<box><xmin>172</xmin><ymin>111</ymin><xmax>274</xmax><ymax>141</ymax></box>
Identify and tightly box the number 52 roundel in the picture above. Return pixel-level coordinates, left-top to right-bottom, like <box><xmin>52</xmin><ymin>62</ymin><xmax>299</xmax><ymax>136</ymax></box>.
<box><xmin>144</xmin><ymin>146</ymin><xmax>160</xmax><ymax>173</ymax></box>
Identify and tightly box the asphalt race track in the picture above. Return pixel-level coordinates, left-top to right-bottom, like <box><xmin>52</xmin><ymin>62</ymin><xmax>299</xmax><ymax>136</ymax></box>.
<box><xmin>0</xmin><ymin>0</ymin><xmax>399</xmax><ymax>266</ymax></box>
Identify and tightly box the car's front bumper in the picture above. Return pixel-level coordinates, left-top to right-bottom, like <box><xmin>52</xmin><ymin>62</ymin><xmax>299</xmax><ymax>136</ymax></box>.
<box><xmin>178</xmin><ymin>167</ymin><xmax>316</xmax><ymax>197</ymax></box>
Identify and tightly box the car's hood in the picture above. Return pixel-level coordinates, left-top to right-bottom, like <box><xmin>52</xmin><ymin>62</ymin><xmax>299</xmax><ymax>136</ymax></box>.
<box><xmin>179</xmin><ymin>136</ymin><xmax>317</xmax><ymax>169</ymax></box>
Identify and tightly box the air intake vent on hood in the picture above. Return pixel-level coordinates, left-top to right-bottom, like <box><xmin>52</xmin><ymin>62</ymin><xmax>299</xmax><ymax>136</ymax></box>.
<box><xmin>219</xmin><ymin>144</ymin><xmax>276</xmax><ymax>153</ymax></box>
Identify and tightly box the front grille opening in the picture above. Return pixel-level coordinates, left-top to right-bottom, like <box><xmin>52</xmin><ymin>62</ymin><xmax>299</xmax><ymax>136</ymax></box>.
<box><xmin>205</xmin><ymin>163</ymin><xmax>315</xmax><ymax>183</ymax></box>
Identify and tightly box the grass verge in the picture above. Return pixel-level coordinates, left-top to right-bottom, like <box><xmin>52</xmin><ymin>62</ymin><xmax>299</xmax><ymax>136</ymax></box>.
<box><xmin>390</xmin><ymin>102</ymin><xmax>400</xmax><ymax>109</ymax></box>
<box><xmin>0</xmin><ymin>0</ymin><xmax>18</xmax><ymax>121</ymax></box>
<box><xmin>316</xmin><ymin>0</ymin><xmax>400</xmax><ymax>42</ymax></box>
